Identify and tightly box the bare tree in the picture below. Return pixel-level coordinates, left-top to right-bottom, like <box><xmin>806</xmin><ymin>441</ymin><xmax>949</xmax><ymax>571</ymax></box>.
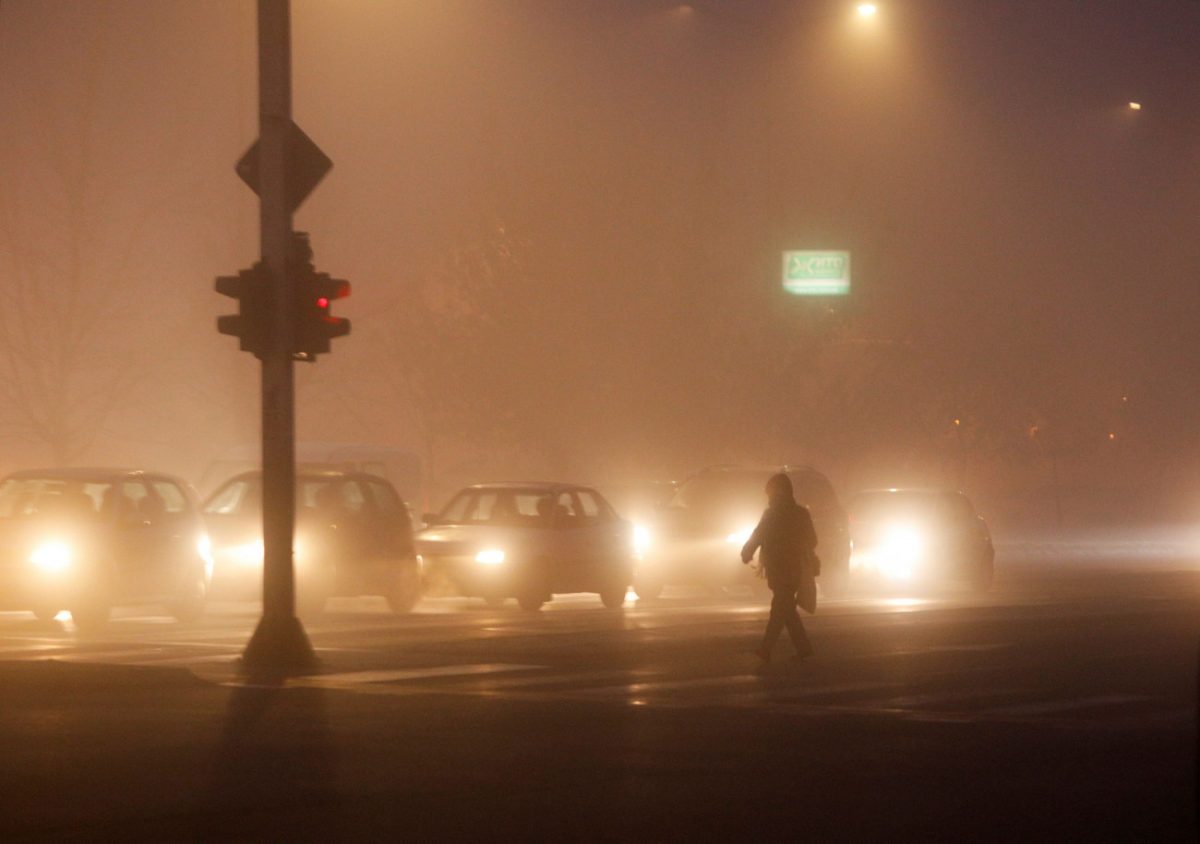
<box><xmin>0</xmin><ymin>6</ymin><xmax>186</xmax><ymax>465</ymax></box>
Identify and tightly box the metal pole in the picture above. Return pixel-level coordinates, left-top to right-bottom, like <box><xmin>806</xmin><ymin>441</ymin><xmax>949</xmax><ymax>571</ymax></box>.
<box><xmin>242</xmin><ymin>0</ymin><xmax>315</xmax><ymax>674</ymax></box>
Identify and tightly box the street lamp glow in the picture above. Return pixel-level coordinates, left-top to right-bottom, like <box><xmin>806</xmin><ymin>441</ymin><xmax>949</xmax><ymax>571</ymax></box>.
<box><xmin>857</xmin><ymin>3</ymin><xmax>879</xmax><ymax>18</ymax></box>
<box><xmin>1128</xmin><ymin>102</ymin><xmax>1142</xmax><ymax>111</ymax></box>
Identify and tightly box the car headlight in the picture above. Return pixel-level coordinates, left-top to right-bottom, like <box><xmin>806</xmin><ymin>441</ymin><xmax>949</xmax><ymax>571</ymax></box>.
<box><xmin>227</xmin><ymin>540</ymin><xmax>265</xmax><ymax>567</ymax></box>
<box><xmin>196</xmin><ymin>534</ymin><xmax>215</xmax><ymax>577</ymax></box>
<box><xmin>877</xmin><ymin>523</ymin><xmax>924</xmax><ymax>579</ymax></box>
<box><xmin>30</xmin><ymin>541</ymin><xmax>73</xmax><ymax>573</ymax></box>
<box><xmin>725</xmin><ymin>525</ymin><xmax>754</xmax><ymax>546</ymax></box>
<box><xmin>633</xmin><ymin>523</ymin><xmax>653</xmax><ymax>559</ymax></box>
<box><xmin>474</xmin><ymin>549</ymin><xmax>506</xmax><ymax>566</ymax></box>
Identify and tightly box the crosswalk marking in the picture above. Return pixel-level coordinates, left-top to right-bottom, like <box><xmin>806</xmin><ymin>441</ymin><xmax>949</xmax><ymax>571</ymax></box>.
<box><xmin>0</xmin><ymin>639</ymin><xmax>1185</xmax><ymax>730</ymax></box>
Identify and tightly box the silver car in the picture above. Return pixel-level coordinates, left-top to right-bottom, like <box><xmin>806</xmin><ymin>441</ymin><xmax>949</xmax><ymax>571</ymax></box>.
<box><xmin>417</xmin><ymin>483</ymin><xmax>634</xmax><ymax>611</ymax></box>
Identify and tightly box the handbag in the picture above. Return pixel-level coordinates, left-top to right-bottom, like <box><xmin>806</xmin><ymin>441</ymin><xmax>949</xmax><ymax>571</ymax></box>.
<box><xmin>796</xmin><ymin>574</ymin><xmax>817</xmax><ymax>614</ymax></box>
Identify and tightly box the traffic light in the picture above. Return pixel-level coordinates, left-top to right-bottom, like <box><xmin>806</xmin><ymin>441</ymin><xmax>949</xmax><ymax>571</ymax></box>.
<box><xmin>215</xmin><ymin>262</ymin><xmax>270</xmax><ymax>359</ymax></box>
<box><xmin>293</xmin><ymin>266</ymin><xmax>350</xmax><ymax>361</ymax></box>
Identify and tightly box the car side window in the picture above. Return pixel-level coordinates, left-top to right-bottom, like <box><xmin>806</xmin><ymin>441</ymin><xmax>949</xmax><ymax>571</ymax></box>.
<box><xmin>367</xmin><ymin>481</ymin><xmax>406</xmax><ymax>519</ymax></box>
<box><xmin>152</xmin><ymin>481</ymin><xmax>187</xmax><ymax>515</ymax></box>
<box><xmin>555</xmin><ymin>492</ymin><xmax>582</xmax><ymax>526</ymax></box>
<box><xmin>576</xmin><ymin>490</ymin><xmax>605</xmax><ymax>521</ymax></box>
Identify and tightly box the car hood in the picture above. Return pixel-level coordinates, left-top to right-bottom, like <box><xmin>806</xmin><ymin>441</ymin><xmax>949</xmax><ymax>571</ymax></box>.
<box><xmin>417</xmin><ymin>524</ymin><xmax>536</xmax><ymax>555</ymax></box>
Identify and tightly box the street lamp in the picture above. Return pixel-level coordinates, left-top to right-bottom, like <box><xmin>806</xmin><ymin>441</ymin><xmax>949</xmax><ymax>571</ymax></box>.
<box><xmin>857</xmin><ymin>3</ymin><xmax>879</xmax><ymax>18</ymax></box>
<box><xmin>1128</xmin><ymin>101</ymin><xmax>1142</xmax><ymax>111</ymax></box>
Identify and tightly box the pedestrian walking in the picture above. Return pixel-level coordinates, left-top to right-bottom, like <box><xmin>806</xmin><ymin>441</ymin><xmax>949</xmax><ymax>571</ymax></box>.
<box><xmin>741</xmin><ymin>472</ymin><xmax>818</xmax><ymax>664</ymax></box>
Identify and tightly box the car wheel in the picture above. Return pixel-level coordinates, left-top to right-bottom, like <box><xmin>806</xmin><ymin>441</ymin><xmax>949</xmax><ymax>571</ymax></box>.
<box><xmin>517</xmin><ymin>587</ymin><xmax>546</xmax><ymax>612</ymax></box>
<box><xmin>385</xmin><ymin>564</ymin><xmax>423</xmax><ymax>614</ymax></box>
<box><xmin>599</xmin><ymin>585</ymin><xmax>627</xmax><ymax>609</ymax></box>
<box><xmin>632</xmin><ymin>576</ymin><xmax>663</xmax><ymax>601</ymax></box>
<box><xmin>170</xmin><ymin>565</ymin><xmax>208</xmax><ymax>623</ymax></box>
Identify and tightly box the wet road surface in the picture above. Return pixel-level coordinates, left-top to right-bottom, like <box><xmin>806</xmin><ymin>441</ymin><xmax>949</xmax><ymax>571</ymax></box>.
<box><xmin>0</xmin><ymin>561</ymin><xmax>1195</xmax><ymax>839</ymax></box>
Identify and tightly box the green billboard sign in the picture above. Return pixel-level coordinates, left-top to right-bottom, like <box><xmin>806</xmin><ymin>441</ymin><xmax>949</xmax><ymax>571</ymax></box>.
<box><xmin>782</xmin><ymin>250</ymin><xmax>851</xmax><ymax>296</ymax></box>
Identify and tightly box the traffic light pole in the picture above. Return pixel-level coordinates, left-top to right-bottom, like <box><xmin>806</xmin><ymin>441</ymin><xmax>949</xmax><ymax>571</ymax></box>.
<box><xmin>241</xmin><ymin>0</ymin><xmax>315</xmax><ymax>675</ymax></box>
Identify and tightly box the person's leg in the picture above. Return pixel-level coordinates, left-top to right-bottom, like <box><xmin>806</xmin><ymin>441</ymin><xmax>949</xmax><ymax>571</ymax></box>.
<box><xmin>783</xmin><ymin>605</ymin><xmax>813</xmax><ymax>659</ymax></box>
<box><xmin>757</xmin><ymin>590</ymin><xmax>790</xmax><ymax>659</ymax></box>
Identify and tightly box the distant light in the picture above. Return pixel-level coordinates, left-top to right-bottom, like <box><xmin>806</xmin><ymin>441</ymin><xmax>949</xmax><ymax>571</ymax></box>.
<box><xmin>1121</xmin><ymin>395</ymin><xmax>1128</xmax><ymax>403</ymax></box>
<box><xmin>1128</xmin><ymin>102</ymin><xmax>1142</xmax><ymax>111</ymax></box>
<box><xmin>857</xmin><ymin>3</ymin><xmax>879</xmax><ymax>17</ymax></box>
<box><xmin>316</xmin><ymin>297</ymin><xmax>330</xmax><ymax>309</ymax></box>
<box><xmin>953</xmin><ymin>418</ymin><xmax>961</xmax><ymax>427</ymax></box>
<box><xmin>1108</xmin><ymin>432</ymin><xmax>1117</xmax><ymax>441</ymax></box>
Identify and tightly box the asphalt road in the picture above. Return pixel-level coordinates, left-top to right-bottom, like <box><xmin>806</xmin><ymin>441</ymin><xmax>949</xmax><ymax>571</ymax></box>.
<box><xmin>0</xmin><ymin>560</ymin><xmax>1196</xmax><ymax>841</ymax></box>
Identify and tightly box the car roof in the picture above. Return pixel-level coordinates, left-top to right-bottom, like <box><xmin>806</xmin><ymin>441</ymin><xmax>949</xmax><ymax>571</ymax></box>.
<box><xmin>2</xmin><ymin>467</ymin><xmax>188</xmax><ymax>485</ymax></box>
<box><xmin>218</xmin><ymin>468</ymin><xmax>391</xmax><ymax>484</ymax></box>
<box><xmin>688</xmin><ymin>464</ymin><xmax>828</xmax><ymax>479</ymax></box>
<box><xmin>852</xmin><ymin>488</ymin><xmax>966</xmax><ymax>497</ymax></box>
<box><xmin>460</xmin><ymin>482</ymin><xmax>595</xmax><ymax>493</ymax></box>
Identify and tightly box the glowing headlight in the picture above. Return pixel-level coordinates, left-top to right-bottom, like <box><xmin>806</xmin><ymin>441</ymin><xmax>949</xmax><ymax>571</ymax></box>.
<box><xmin>877</xmin><ymin>523</ymin><xmax>925</xmax><ymax>579</ymax></box>
<box><xmin>474</xmin><ymin>549</ymin><xmax>506</xmax><ymax>566</ymax></box>
<box><xmin>197</xmin><ymin>534</ymin><xmax>214</xmax><ymax>570</ymax></box>
<box><xmin>725</xmin><ymin>525</ymin><xmax>754</xmax><ymax>546</ymax></box>
<box><xmin>30</xmin><ymin>541</ymin><xmax>73</xmax><ymax>573</ymax></box>
<box><xmin>633</xmin><ymin>523</ymin><xmax>653</xmax><ymax>558</ymax></box>
<box><xmin>228</xmin><ymin>540</ymin><xmax>265</xmax><ymax>567</ymax></box>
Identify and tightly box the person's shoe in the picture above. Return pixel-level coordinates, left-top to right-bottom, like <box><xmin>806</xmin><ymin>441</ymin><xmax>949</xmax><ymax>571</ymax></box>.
<box><xmin>791</xmin><ymin>645</ymin><xmax>814</xmax><ymax>664</ymax></box>
<box><xmin>753</xmin><ymin>645</ymin><xmax>771</xmax><ymax>663</ymax></box>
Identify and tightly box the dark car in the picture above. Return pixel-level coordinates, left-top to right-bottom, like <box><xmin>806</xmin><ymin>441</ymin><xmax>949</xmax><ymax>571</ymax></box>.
<box><xmin>202</xmin><ymin>470</ymin><xmax>422</xmax><ymax>615</ymax></box>
<box><xmin>846</xmin><ymin>488</ymin><xmax>994</xmax><ymax>591</ymax></box>
<box><xmin>636</xmin><ymin>465</ymin><xmax>852</xmax><ymax>598</ymax></box>
<box><xmin>417</xmin><ymin>483</ymin><xmax>634</xmax><ymax>611</ymax></box>
<box><xmin>0</xmin><ymin>468</ymin><xmax>211</xmax><ymax>629</ymax></box>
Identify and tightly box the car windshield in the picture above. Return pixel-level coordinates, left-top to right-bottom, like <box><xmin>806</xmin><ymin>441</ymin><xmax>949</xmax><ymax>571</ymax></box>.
<box><xmin>0</xmin><ymin>478</ymin><xmax>112</xmax><ymax>519</ymax></box>
<box><xmin>439</xmin><ymin>489</ymin><xmax>554</xmax><ymax>527</ymax></box>
<box><xmin>850</xmin><ymin>491</ymin><xmax>975</xmax><ymax>523</ymax></box>
<box><xmin>204</xmin><ymin>476</ymin><xmax>372</xmax><ymax>518</ymax></box>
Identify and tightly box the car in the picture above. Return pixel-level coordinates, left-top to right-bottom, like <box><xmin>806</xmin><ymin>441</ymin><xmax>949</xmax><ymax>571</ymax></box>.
<box><xmin>846</xmin><ymin>488</ymin><xmax>994</xmax><ymax>592</ymax></box>
<box><xmin>202</xmin><ymin>470</ymin><xmax>422</xmax><ymax>615</ymax></box>
<box><xmin>636</xmin><ymin>465</ymin><xmax>852</xmax><ymax>599</ymax></box>
<box><xmin>0</xmin><ymin>468</ymin><xmax>212</xmax><ymax>629</ymax></box>
<box><xmin>416</xmin><ymin>483</ymin><xmax>634</xmax><ymax>611</ymax></box>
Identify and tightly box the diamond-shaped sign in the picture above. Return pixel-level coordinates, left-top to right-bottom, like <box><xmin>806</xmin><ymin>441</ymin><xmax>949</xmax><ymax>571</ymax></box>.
<box><xmin>236</xmin><ymin>120</ymin><xmax>332</xmax><ymax>214</ymax></box>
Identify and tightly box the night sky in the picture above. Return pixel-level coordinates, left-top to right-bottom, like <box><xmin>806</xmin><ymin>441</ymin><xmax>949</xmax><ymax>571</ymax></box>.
<box><xmin>0</xmin><ymin>0</ymin><xmax>1197</xmax><ymax>521</ymax></box>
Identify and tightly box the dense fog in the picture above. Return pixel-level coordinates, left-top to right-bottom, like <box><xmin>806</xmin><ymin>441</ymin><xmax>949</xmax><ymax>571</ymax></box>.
<box><xmin>1</xmin><ymin>0</ymin><xmax>1197</xmax><ymax>527</ymax></box>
